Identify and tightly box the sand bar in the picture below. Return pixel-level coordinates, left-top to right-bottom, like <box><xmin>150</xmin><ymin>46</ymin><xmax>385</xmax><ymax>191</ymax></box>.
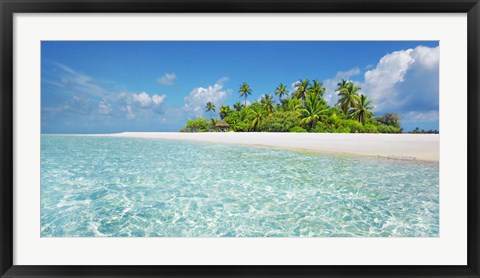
<box><xmin>80</xmin><ymin>132</ymin><xmax>439</xmax><ymax>162</ymax></box>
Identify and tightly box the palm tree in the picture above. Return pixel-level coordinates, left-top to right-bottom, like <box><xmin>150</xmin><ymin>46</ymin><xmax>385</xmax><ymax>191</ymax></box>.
<box><xmin>233</xmin><ymin>101</ymin><xmax>243</xmax><ymax>111</ymax></box>
<box><xmin>205</xmin><ymin>102</ymin><xmax>216</xmax><ymax>118</ymax></box>
<box><xmin>261</xmin><ymin>94</ymin><xmax>275</xmax><ymax>115</ymax></box>
<box><xmin>210</xmin><ymin>118</ymin><xmax>218</xmax><ymax>131</ymax></box>
<box><xmin>337</xmin><ymin>82</ymin><xmax>361</xmax><ymax>114</ymax></box>
<box><xmin>239</xmin><ymin>82</ymin><xmax>252</xmax><ymax>107</ymax></box>
<box><xmin>309</xmin><ymin>79</ymin><xmax>325</xmax><ymax>97</ymax></box>
<box><xmin>294</xmin><ymin>79</ymin><xmax>310</xmax><ymax>99</ymax></box>
<box><xmin>336</xmin><ymin>79</ymin><xmax>349</xmax><ymax>91</ymax></box>
<box><xmin>275</xmin><ymin>83</ymin><xmax>289</xmax><ymax>100</ymax></box>
<box><xmin>219</xmin><ymin>105</ymin><xmax>231</xmax><ymax>119</ymax></box>
<box><xmin>281</xmin><ymin>97</ymin><xmax>302</xmax><ymax>112</ymax></box>
<box><xmin>248</xmin><ymin>106</ymin><xmax>264</xmax><ymax>132</ymax></box>
<box><xmin>349</xmin><ymin>94</ymin><xmax>374</xmax><ymax>124</ymax></box>
<box><xmin>300</xmin><ymin>92</ymin><xmax>327</xmax><ymax>130</ymax></box>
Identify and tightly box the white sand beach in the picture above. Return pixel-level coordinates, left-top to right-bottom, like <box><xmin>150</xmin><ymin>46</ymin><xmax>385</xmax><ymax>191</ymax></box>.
<box><xmin>87</xmin><ymin>132</ymin><xmax>439</xmax><ymax>162</ymax></box>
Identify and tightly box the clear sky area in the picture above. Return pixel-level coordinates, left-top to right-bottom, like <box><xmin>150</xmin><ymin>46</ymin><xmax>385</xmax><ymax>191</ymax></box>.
<box><xmin>41</xmin><ymin>41</ymin><xmax>439</xmax><ymax>133</ymax></box>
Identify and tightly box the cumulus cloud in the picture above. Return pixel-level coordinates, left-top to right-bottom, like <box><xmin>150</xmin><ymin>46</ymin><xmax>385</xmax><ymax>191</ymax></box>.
<box><xmin>362</xmin><ymin>45</ymin><xmax>439</xmax><ymax>114</ymax></box>
<box><xmin>402</xmin><ymin>110</ymin><xmax>439</xmax><ymax>123</ymax></box>
<box><xmin>132</xmin><ymin>92</ymin><xmax>167</xmax><ymax>107</ymax></box>
<box><xmin>122</xmin><ymin>105</ymin><xmax>135</xmax><ymax>120</ymax></box>
<box><xmin>183</xmin><ymin>78</ymin><xmax>230</xmax><ymax>118</ymax></box>
<box><xmin>157</xmin><ymin>72</ymin><xmax>177</xmax><ymax>85</ymax></box>
<box><xmin>98</xmin><ymin>101</ymin><xmax>112</xmax><ymax>115</ymax></box>
<box><xmin>116</xmin><ymin>91</ymin><xmax>168</xmax><ymax>120</ymax></box>
<box><xmin>319</xmin><ymin>45</ymin><xmax>439</xmax><ymax>130</ymax></box>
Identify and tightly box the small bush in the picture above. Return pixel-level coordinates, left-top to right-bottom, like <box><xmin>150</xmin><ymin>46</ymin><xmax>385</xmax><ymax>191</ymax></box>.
<box><xmin>184</xmin><ymin>118</ymin><xmax>210</xmax><ymax>132</ymax></box>
<box><xmin>377</xmin><ymin>124</ymin><xmax>401</xmax><ymax>133</ymax></box>
<box><xmin>262</xmin><ymin>111</ymin><xmax>301</xmax><ymax>132</ymax></box>
<box><xmin>335</xmin><ymin>127</ymin><xmax>351</xmax><ymax>133</ymax></box>
<box><xmin>232</xmin><ymin>121</ymin><xmax>250</xmax><ymax>132</ymax></box>
<box><xmin>339</xmin><ymin>119</ymin><xmax>363</xmax><ymax>133</ymax></box>
<box><xmin>362</xmin><ymin>124</ymin><xmax>378</xmax><ymax>133</ymax></box>
<box><xmin>289</xmin><ymin>126</ymin><xmax>307</xmax><ymax>133</ymax></box>
<box><xmin>312</xmin><ymin>123</ymin><xmax>327</xmax><ymax>133</ymax></box>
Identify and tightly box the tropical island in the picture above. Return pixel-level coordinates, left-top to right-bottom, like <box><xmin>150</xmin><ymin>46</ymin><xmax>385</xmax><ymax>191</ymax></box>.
<box><xmin>41</xmin><ymin>41</ymin><xmax>440</xmax><ymax>238</ymax></box>
<box><xmin>181</xmin><ymin>79</ymin><xmax>418</xmax><ymax>133</ymax></box>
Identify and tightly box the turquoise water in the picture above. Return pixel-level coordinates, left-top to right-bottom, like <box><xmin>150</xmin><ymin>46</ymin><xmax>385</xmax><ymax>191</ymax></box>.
<box><xmin>41</xmin><ymin>135</ymin><xmax>439</xmax><ymax>237</ymax></box>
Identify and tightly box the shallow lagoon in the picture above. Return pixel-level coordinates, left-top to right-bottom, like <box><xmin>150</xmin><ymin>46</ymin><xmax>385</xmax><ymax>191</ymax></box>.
<box><xmin>41</xmin><ymin>135</ymin><xmax>439</xmax><ymax>237</ymax></box>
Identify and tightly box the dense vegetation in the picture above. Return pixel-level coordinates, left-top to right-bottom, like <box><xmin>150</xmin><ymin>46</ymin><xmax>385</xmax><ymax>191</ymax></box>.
<box><xmin>182</xmin><ymin>79</ymin><xmax>405</xmax><ymax>133</ymax></box>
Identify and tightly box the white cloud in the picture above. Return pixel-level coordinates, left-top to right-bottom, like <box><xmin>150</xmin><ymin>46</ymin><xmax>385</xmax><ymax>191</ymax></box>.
<box><xmin>122</xmin><ymin>105</ymin><xmax>135</xmax><ymax>120</ymax></box>
<box><xmin>51</xmin><ymin>63</ymin><xmax>111</xmax><ymax>99</ymax></box>
<box><xmin>402</xmin><ymin>110</ymin><xmax>439</xmax><ymax>123</ymax></box>
<box><xmin>319</xmin><ymin>46</ymin><xmax>439</xmax><ymax>129</ymax></box>
<box><xmin>43</xmin><ymin>96</ymin><xmax>93</xmax><ymax>115</ymax></box>
<box><xmin>132</xmin><ymin>92</ymin><xmax>166</xmax><ymax>107</ymax></box>
<box><xmin>152</xmin><ymin>94</ymin><xmax>166</xmax><ymax>105</ymax></box>
<box><xmin>362</xmin><ymin>45</ymin><xmax>439</xmax><ymax>113</ymax></box>
<box><xmin>157</xmin><ymin>72</ymin><xmax>177</xmax><ymax>85</ymax></box>
<box><xmin>183</xmin><ymin>78</ymin><xmax>230</xmax><ymax>118</ymax></box>
<box><xmin>98</xmin><ymin>101</ymin><xmax>112</xmax><ymax>115</ymax></box>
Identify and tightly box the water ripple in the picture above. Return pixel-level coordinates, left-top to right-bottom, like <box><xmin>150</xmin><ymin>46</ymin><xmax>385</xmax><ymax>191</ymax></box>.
<box><xmin>41</xmin><ymin>135</ymin><xmax>439</xmax><ymax>237</ymax></box>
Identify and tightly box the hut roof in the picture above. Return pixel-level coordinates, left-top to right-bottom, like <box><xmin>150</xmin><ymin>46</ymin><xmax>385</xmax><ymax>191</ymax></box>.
<box><xmin>215</xmin><ymin>121</ymin><xmax>230</xmax><ymax>127</ymax></box>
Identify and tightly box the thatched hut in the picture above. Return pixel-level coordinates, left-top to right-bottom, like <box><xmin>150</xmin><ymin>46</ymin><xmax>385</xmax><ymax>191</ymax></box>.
<box><xmin>215</xmin><ymin>121</ymin><xmax>230</xmax><ymax>132</ymax></box>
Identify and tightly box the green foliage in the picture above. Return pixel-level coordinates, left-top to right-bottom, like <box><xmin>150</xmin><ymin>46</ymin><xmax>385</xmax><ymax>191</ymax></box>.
<box><xmin>300</xmin><ymin>92</ymin><xmax>327</xmax><ymax>131</ymax></box>
<box><xmin>205</xmin><ymin>102</ymin><xmax>215</xmax><ymax>113</ymax></box>
<box><xmin>335</xmin><ymin>127</ymin><xmax>351</xmax><ymax>133</ymax></box>
<box><xmin>376</xmin><ymin>123</ymin><xmax>401</xmax><ymax>133</ymax></box>
<box><xmin>336</xmin><ymin>81</ymin><xmax>361</xmax><ymax>114</ymax></box>
<box><xmin>365</xmin><ymin>118</ymin><xmax>401</xmax><ymax>133</ymax></box>
<box><xmin>185</xmin><ymin>118</ymin><xmax>210</xmax><ymax>132</ymax></box>
<box><xmin>376</xmin><ymin>113</ymin><xmax>401</xmax><ymax>128</ymax></box>
<box><xmin>224</xmin><ymin>108</ymin><xmax>250</xmax><ymax>132</ymax></box>
<box><xmin>410</xmin><ymin>127</ymin><xmax>439</xmax><ymax>134</ymax></box>
<box><xmin>311</xmin><ymin>122</ymin><xmax>327</xmax><ymax>133</ymax></box>
<box><xmin>325</xmin><ymin>113</ymin><xmax>340</xmax><ymax>126</ymax></box>
<box><xmin>205</xmin><ymin>102</ymin><xmax>216</xmax><ymax>119</ymax></box>
<box><xmin>210</xmin><ymin>118</ymin><xmax>218</xmax><ymax>130</ymax></box>
<box><xmin>308</xmin><ymin>79</ymin><xmax>325</xmax><ymax>97</ymax></box>
<box><xmin>289</xmin><ymin>126</ymin><xmax>307</xmax><ymax>133</ymax></box>
<box><xmin>280</xmin><ymin>97</ymin><xmax>302</xmax><ymax>112</ymax></box>
<box><xmin>219</xmin><ymin>105</ymin><xmax>231</xmax><ymax>119</ymax></box>
<box><xmin>349</xmin><ymin>94</ymin><xmax>374</xmax><ymax>124</ymax></box>
<box><xmin>362</xmin><ymin>124</ymin><xmax>378</xmax><ymax>133</ymax></box>
<box><xmin>294</xmin><ymin>79</ymin><xmax>311</xmax><ymax>99</ymax></box>
<box><xmin>239</xmin><ymin>82</ymin><xmax>252</xmax><ymax>106</ymax></box>
<box><xmin>260</xmin><ymin>94</ymin><xmax>275</xmax><ymax>115</ymax></box>
<box><xmin>275</xmin><ymin>83</ymin><xmax>289</xmax><ymax>100</ymax></box>
<box><xmin>233</xmin><ymin>101</ymin><xmax>243</xmax><ymax>111</ymax></box>
<box><xmin>338</xmin><ymin>119</ymin><xmax>363</xmax><ymax>133</ymax></box>
<box><xmin>248</xmin><ymin>106</ymin><xmax>265</xmax><ymax>131</ymax></box>
<box><xmin>184</xmin><ymin>79</ymin><xmax>406</xmax><ymax>133</ymax></box>
<box><xmin>233</xmin><ymin>121</ymin><xmax>250</xmax><ymax>132</ymax></box>
<box><xmin>262</xmin><ymin>111</ymin><xmax>301</xmax><ymax>132</ymax></box>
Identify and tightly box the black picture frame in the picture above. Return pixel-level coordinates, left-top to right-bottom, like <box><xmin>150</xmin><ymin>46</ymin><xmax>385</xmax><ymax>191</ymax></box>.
<box><xmin>1</xmin><ymin>0</ymin><xmax>479</xmax><ymax>277</ymax></box>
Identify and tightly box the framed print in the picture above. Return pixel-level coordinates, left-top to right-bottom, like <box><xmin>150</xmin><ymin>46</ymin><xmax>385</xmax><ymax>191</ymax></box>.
<box><xmin>1</xmin><ymin>0</ymin><xmax>479</xmax><ymax>277</ymax></box>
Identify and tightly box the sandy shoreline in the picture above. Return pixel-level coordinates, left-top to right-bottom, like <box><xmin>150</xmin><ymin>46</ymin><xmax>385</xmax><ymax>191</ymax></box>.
<box><xmin>74</xmin><ymin>132</ymin><xmax>439</xmax><ymax>162</ymax></box>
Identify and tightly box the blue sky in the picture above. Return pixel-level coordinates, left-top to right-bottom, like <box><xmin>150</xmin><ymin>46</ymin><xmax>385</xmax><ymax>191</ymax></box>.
<box><xmin>41</xmin><ymin>41</ymin><xmax>439</xmax><ymax>133</ymax></box>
